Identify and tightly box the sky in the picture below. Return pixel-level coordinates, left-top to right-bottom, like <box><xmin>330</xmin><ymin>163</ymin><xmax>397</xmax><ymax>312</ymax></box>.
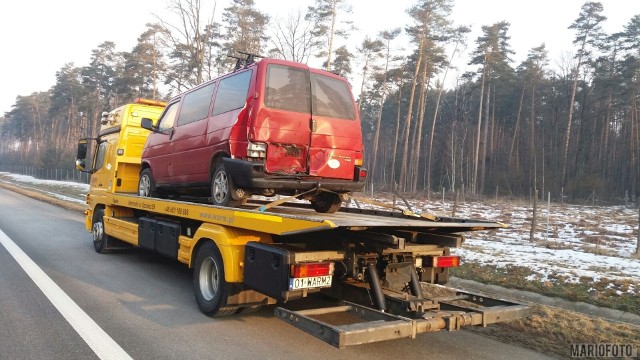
<box><xmin>1</xmin><ymin>0</ymin><xmax>638</xmax><ymax>116</ymax></box>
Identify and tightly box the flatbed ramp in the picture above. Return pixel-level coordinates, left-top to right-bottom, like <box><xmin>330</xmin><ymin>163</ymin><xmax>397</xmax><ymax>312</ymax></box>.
<box><xmin>276</xmin><ymin>292</ymin><xmax>529</xmax><ymax>348</ymax></box>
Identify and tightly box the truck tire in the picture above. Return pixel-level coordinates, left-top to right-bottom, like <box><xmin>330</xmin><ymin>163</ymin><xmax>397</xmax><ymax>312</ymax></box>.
<box><xmin>310</xmin><ymin>192</ymin><xmax>342</xmax><ymax>213</ymax></box>
<box><xmin>193</xmin><ymin>241</ymin><xmax>238</xmax><ymax>317</ymax></box>
<box><xmin>92</xmin><ymin>208</ymin><xmax>112</xmax><ymax>254</ymax></box>
<box><xmin>138</xmin><ymin>168</ymin><xmax>157</xmax><ymax>197</ymax></box>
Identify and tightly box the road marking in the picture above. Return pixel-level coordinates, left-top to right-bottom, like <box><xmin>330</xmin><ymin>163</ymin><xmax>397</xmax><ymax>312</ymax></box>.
<box><xmin>0</xmin><ymin>228</ymin><xmax>133</xmax><ymax>360</ymax></box>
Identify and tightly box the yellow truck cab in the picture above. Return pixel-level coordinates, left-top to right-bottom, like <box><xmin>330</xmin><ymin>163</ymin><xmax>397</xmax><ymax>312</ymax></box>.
<box><xmin>75</xmin><ymin>100</ymin><xmax>529</xmax><ymax>349</ymax></box>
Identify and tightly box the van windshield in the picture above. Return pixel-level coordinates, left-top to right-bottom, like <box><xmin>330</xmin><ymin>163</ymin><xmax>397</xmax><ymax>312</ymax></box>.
<box><xmin>265</xmin><ymin>64</ymin><xmax>356</xmax><ymax>120</ymax></box>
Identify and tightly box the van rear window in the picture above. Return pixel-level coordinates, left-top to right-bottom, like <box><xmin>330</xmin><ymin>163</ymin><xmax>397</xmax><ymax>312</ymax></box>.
<box><xmin>311</xmin><ymin>74</ymin><xmax>356</xmax><ymax>120</ymax></box>
<box><xmin>265</xmin><ymin>65</ymin><xmax>311</xmax><ymax>114</ymax></box>
<box><xmin>265</xmin><ymin>64</ymin><xmax>356</xmax><ymax>120</ymax></box>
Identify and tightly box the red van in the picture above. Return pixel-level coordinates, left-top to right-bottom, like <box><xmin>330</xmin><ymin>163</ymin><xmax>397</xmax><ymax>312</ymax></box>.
<box><xmin>139</xmin><ymin>58</ymin><xmax>366</xmax><ymax>213</ymax></box>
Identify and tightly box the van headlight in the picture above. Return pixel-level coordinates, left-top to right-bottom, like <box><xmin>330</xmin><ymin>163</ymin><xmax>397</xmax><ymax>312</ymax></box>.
<box><xmin>247</xmin><ymin>142</ymin><xmax>267</xmax><ymax>159</ymax></box>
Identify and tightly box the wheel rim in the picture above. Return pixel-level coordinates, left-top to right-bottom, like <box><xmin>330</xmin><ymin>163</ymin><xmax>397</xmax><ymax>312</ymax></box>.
<box><xmin>92</xmin><ymin>220</ymin><xmax>103</xmax><ymax>244</ymax></box>
<box><xmin>213</xmin><ymin>171</ymin><xmax>229</xmax><ymax>204</ymax></box>
<box><xmin>139</xmin><ymin>175</ymin><xmax>150</xmax><ymax>197</ymax></box>
<box><xmin>199</xmin><ymin>256</ymin><xmax>219</xmax><ymax>301</ymax></box>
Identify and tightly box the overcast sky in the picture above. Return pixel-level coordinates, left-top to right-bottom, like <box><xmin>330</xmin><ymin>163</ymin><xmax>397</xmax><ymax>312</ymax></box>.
<box><xmin>1</xmin><ymin>0</ymin><xmax>638</xmax><ymax>116</ymax></box>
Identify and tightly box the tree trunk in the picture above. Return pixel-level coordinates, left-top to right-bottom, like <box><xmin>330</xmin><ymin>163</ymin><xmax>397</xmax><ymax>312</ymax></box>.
<box><xmin>370</xmin><ymin>41</ymin><xmax>392</xmax><ymax>188</ymax></box>
<box><xmin>390</xmin><ymin>74</ymin><xmax>404</xmax><ymax>187</ymax></box>
<box><xmin>509</xmin><ymin>85</ymin><xmax>526</xmax><ymax>183</ymax></box>
<box><xmin>399</xmin><ymin>38</ymin><xmax>425</xmax><ymax>191</ymax></box>
<box><xmin>479</xmin><ymin>82</ymin><xmax>491</xmax><ymax>194</ymax></box>
<box><xmin>473</xmin><ymin>56</ymin><xmax>487</xmax><ymax>195</ymax></box>
<box><xmin>530</xmin><ymin>189</ymin><xmax>538</xmax><ymax>242</ymax></box>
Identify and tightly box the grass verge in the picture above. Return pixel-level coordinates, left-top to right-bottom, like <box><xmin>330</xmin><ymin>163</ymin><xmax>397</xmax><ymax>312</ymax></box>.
<box><xmin>452</xmin><ymin>263</ymin><xmax>640</xmax><ymax>316</ymax></box>
<box><xmin>0</xmin><ymin>181</ymin><xmax>86</xmax><ymax>213</ymax></box>
<box><xmin>470</xmin><ymin>305</ymin><xmax>640</xmax><ymax>359</ymax></box>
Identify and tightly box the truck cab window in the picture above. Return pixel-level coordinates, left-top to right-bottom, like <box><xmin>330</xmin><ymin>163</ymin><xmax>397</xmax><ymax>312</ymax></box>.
<box><xmin>94</xmin><ymin>141</ymin><xmax>108</xmax><ymax>171</ymax></box>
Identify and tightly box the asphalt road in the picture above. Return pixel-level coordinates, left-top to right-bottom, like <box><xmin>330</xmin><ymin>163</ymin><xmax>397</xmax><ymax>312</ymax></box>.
<box><xmin>0</xmin><ymin>187</ymin><xmax>555</xmax><ymax>360</ymax></box>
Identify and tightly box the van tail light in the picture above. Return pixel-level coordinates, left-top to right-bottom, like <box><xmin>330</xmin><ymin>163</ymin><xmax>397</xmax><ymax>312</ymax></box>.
<box><xmin>429</xmin><ymin>255</ymin><xmax>460</xmax><ymax>268</ymax></box>
<box><xmin>247</xmin><ymin>142</ymin><xmax>267</xmax><ymax>159</ymax></box>
<box><xmin>291</xmin><ymin>262</ymin><xmax>334</xmax><ymax>277</ymax></box>
<box><xmin>354</xmin><ymin>153</ymin><xmax>363</xmax><ymax>166</ymax></box>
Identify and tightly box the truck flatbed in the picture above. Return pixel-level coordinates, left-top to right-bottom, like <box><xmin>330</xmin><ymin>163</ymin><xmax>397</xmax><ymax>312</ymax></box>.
<box><xmin>103</xmin><ymin>193</ymin><xmax>506</xmax><ymax>235</ymax></box>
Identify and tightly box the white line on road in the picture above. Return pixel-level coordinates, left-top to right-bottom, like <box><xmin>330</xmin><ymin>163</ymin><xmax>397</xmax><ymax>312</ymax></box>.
<box><xmin>0</xmin><ymin>228</ymin><xmax>133</xmax><ymax>360</ymax></box>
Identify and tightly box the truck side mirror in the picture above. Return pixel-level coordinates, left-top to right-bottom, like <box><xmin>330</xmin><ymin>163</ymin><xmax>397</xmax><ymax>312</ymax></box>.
<box><xmin>141</xmin><ymin>118</ymin><xmax>154</xmax><ymax>131</ymax></box>
<box><xmin>76</xmin><ymin>139</ymin><xmax>89</xmax><ymax>171</ymax></box>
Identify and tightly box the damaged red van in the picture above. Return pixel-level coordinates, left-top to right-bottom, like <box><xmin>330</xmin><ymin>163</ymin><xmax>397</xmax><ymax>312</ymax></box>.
<box><xmin>139</xmin><ymin>57</ymin><xmax>366</xmax><ymax>213</ymax></box>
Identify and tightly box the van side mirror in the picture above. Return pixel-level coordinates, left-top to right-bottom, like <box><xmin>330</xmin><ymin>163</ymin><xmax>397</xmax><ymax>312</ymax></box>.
<box><xmin>141</xmin><ymin>118</ymin><xmax>154</xmax><ymax>131</ymax></box>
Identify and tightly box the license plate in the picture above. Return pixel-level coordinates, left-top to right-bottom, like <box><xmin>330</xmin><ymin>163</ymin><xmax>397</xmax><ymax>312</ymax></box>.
<box><xmin>289</xmin><ymin>275</ymin><xmax>332</xmax><ymax>290</ymax></box>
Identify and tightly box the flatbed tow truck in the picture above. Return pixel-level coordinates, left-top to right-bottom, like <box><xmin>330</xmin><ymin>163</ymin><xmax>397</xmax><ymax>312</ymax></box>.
<box><xmin>75</xmin><ymin>99</ymin><xmax>529</xmax><ymax>348</ymax></box>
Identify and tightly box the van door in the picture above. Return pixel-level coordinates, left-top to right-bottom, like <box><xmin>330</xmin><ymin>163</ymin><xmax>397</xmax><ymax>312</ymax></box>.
<box><xmin>259</xmin><ymin>63</ymin><xmax>312</xmax><ymax>176</ymax></box>
<box><xmin>169</xmin><ymin>82</ymin><xmax>216</xmax><ymax>186</ymax></box>
<box><xmin>143</xmin><ymin>101</ymin><xmax>180</xmax><ymax>185</ymax></box>
<box><xmin>257</xmin><ymin>63</ymin><xmax>362</xmax><ymax>180</ymax></box>
<box><xmin>307</xmin><ymin>71</ymin><xmax>361</xmax><ymax>180</ymax></box>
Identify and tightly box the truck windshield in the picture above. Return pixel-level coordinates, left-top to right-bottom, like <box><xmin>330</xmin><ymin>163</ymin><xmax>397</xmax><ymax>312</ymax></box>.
<box><xmin>265</xmin><ymin>64</ymin><xmax>356</xmax><ymax>120</ymax></box>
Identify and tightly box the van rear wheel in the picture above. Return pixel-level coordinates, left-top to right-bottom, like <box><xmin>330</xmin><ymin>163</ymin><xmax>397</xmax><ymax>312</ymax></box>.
<box><xmin>310</xmin><ymin>192</ymin><xmax>342</xmax><ymax>213</ymax></box>
<box><xmin>211</xmin><ymin>162</ymin><xmax>246</xmax><ymax>207</ymax></box>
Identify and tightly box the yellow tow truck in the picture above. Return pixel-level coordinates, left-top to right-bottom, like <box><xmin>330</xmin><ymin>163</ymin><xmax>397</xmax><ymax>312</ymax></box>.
<box><xmin>75</xmin><ymin>99</ymin><xmax>529</xmax><ymax>348</ymax></box>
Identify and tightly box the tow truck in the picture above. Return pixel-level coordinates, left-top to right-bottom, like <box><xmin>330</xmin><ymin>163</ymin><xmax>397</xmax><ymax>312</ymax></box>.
<box><xmin>75</xmin><ymin>99</ymin><xmax>529</xmax><ymax>348</ymax></box>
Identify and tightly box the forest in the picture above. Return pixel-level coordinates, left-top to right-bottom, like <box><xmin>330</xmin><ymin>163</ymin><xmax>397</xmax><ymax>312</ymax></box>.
<box><xmin>0</xmin><ymin>0</ymin><xmax>638</xmax><ymax>202</ymax></box>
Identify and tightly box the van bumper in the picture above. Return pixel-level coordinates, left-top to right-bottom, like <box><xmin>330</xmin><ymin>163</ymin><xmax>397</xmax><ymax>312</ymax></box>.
<box><xmin>223</xmin><ymin>158</ymin><xmax>366</xmax><ymax>192</ymax></box>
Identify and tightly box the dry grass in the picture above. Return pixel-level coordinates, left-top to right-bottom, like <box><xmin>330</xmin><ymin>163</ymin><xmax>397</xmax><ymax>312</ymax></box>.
<box><xmin>470</xmin><ymin>305</ymin><xmax>640</xmax><ymax>359</ymax></box>
<box><xmin>0</xmin><ymin>182</ymin><xmax>86</xmax><ymax>213</ymax></box>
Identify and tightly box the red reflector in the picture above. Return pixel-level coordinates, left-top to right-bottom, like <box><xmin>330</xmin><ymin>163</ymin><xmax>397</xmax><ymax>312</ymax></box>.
<box><xmin>432</xmin><ymin>256</ymin><xmax>460</xmax><ymax>268</ymax></box>
<box><xmin>360</xmin><ymin>169</ymin><xmax>367</xmax><ymax>178</ymax></box>
<box><xmin>291</xmin><ymin>262</ymin><xmax>334</xmax><ymax>277</ymax></box>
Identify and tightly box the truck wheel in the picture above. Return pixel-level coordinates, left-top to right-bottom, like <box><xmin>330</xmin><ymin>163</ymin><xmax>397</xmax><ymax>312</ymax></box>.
<box><xmin>310</xmin><ymin>192</ymin><xmax>342</xmax><ymax>213</ymax></box>
<box><xmin>193</xmin><ymin>241</ymin><xmax>238</xmax><ymax>317</ymax></box>
<box><xmin>138</xmin><ymin>169</ymin><xmax>157</xmax><ymax>197</ymax></box>
<box><xmin>92</xmin><ymin>208</ymin><xmax>112</xmax><ymax>254</ymax></box>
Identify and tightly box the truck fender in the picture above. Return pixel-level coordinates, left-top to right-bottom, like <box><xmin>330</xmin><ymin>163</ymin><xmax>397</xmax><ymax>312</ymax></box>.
<box><xmin>190</xmin><ymin>224</ymin><xmax>272</xmax><ymax>283</ymax></box>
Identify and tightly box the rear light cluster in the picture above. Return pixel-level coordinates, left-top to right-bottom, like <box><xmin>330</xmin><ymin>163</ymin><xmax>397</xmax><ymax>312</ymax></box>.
<box><xmin>430</xmin><ymin>255</ymin><xmax>460</xmax><ymax>268</ymax></box>
<box><xmin>290</xmin><ymin>262</ymin><xmax>334</xmax><ymax>277</ymax></box>
<box><xmin>247</xmin><ymin>142</ymin><xmax>267</xmax><ymax>159</ymax></box>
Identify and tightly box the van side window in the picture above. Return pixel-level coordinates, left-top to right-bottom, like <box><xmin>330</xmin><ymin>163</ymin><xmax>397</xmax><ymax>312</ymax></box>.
<box><xmin>212</xmin><ymin>70</ymin><xmax>253</xmax><ymax>116</ymax></box>
<box><xmin>177</xmin><ymin>83</ymin><xmax>216</xmax><ymax>126</ymax></box>
<box><xmin>94</xmin><ymin>141</ymin><xmax>108</xmax><ymax>171</ymax></box>
<box><xmin>158</xmin><ymin>102</ymin><xmax>180</xmax><ymax>131</ymax></box>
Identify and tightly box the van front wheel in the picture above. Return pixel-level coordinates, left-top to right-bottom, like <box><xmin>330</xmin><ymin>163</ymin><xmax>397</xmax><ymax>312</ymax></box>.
<box><xmin>138</xmin><ymin>169</ymin><xmax>157</xmax><ymax>197</ymax></box>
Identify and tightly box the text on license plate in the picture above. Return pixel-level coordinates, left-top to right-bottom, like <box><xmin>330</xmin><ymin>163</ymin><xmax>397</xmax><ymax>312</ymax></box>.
<box><xmin>289</xmin><ymin>275</ymin><xmax>332</xmax><ymax>290</ymax></box>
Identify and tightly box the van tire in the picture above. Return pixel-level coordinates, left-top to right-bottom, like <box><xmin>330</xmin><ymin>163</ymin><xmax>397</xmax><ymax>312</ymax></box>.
<box><xmin>193</xmin><ymin>241</ymin><xmax>237</xmax><ymax>317</ymax></box>
<box><xmin>138</xmin><ymin>169</ymin><xmax>157</xmax><ymax>197</ymax></box>
<box><xmin>211</xmin><ymin>162</ymin><xmax>245</xmax><ymax>207</ymax></box>
<box><xmin>92</xmin><ymin>208</ymin><xmax>112</xmax><ymax>254</ymax></box>
<box><xmin>310</xmin><ymin>192</ymin><xmax>342</xmax><ymax>213</ymax></box>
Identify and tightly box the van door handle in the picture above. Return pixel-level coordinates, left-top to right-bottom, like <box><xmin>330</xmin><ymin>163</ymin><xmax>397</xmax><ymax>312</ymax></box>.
<box><xmin>310</xmin><ymin>118</ymin><xmax>317</xmax><ymax>133</ymax></box>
